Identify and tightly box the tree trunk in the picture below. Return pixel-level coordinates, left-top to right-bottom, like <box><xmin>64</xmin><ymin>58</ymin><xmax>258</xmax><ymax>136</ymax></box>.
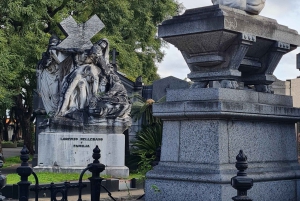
<box><xmin>2</xmin><ymin>118</ymin><xmax>8</xmax><ymax>141</ymax></box>
<box><xmin>21</xmin><ymin>118</ymin><xmax>34</xmax><ymax>154</ymax></box>
<box><xmin>0</xmin><ymin>120</ymin><xmax>4</xmax><ymax>141</ymax></box>
<box><xmin>13</xmin><ymin>94</ymin><xmax>34</xmax><ymax>154</ymax></box>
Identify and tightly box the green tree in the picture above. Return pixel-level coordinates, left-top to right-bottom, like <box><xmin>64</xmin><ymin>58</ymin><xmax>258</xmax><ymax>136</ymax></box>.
<box><xmin>0</xmin><ymin>0</ymin><xmax>181</xmax><ymax>154</ymax></box>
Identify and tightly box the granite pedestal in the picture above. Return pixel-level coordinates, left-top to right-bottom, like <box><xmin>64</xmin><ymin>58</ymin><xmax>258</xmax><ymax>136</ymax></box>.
<box><xmin>158</xmin><ymin>5</ymin><xmax>300</xmax><ymax>87</ymax></box>
<box><xmin>145</xmin><ymin>88</ymin><xmax>300</xmax><ymax>201</ymax></box>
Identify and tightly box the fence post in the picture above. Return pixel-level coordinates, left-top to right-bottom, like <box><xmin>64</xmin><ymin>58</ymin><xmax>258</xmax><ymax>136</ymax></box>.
<box><xmin>16</xmin><ymin>146</ymin><xmax>32</xmax><ymax>201</ymax></box>
<box><xmin>231</xmin><ymin>150</ymin><xmax>253</xmax><ymax>201</ymax></box>
<box><xmin>88</xmin><ymin>145</ymin><xmax>105</xmax><ymax>201</ymax></box>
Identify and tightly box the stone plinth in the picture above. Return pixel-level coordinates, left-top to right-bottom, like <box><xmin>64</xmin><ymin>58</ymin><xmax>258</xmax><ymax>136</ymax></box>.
<box><xmin>158</xmin><ymin>5</ymin><xmax>300</xmax><ymax>85</ymax></box>
<box><xmin>34</xmin><ymin>131</ymin><xmax>129</xmax><ymax>178</ymax></box>
<box><xmin>145</xmin><ymin>88</ymin><xmax>300</xmax><ymax>201</ymax></box>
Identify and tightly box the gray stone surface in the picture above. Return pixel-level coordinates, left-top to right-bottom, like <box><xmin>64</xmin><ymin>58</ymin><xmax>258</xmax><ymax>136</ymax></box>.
<box><xmin>146</xmin><ymin>87</ymin><xmax>300</xmax><ymax>201</ymax></box>
<box><xmin>160</xmin><ymin>121</ymin><xmax>180</xmax><ymax>162</ymax></box>
<box><xmin>178</xmin><ymin>120</ymin><xmax>228</xmax><ymax>164</ymax></box>
<box><xmin>159</xmin><ymin>5</ymin><xmax>300</xmax><ymax>45</ymax></box>
<box><xmin>152</xmin><ymin>76</ymin><xmax>189</xmax><ymax>101</ymax></box>
<box><xmin>165</xmin><ymin>88</ymin><xmax>293</xmax><ymax>106</ymax></box>
<box><xmin>158</xmin><ymin>5</ymin><xmax>300</xmax><ymax>85</ymax></box>
<box><xmin>155</xmin><ymin>88</ymin><xmax>300</xmax><ymax>122</ymax></box>
<box><xmin>37</xmin><ymin>132</ymin><xmax>129</xmax><ymax>178</ymax></box>
<box><xmin>250</xmin><ymin>180</ymin><xmax>297</xmax><ymax>201</ymax></box>
<box><xmin>154</xmin><ymin>101</ymin><xmax>300</xmax><ymax>121</ymax></box>
<box><xmin>58</xmin><ymin>15</ymin><xmax>104</xmax><ymax>49</ymax></box>
<box><xmin>228</xmin><ymin>121</ymin><xmax>297</xmax><ymax>163</ymax></box>
<box><xmin>146</xmin><ymin>179</ymin><xmax>297</xmax><ymax>201</ymax></box>
<box><xmin>145</xmin><ymin>179</ymin><xmax>228</xmax><ymax>201</ymax></box>
<box><xmin>145</xmin><ymin>178</ymin><xmax>298</xmax><ymax>201</ymax></box>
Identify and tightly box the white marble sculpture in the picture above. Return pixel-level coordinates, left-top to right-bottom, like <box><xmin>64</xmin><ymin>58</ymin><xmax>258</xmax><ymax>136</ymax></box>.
<box><xmin>56</xmin><ymin>40</ymin><xmax>109</xmax><ymax>116</ymax></box>
<box><xmin>212</xmin><ymin>0</ymin><xmax>266</xmax><ymax>14</ymax></box>
<box><xmin>37</xmin><ymin>16</ymin><xmax>131</xmax><ymax>124</ymax></box>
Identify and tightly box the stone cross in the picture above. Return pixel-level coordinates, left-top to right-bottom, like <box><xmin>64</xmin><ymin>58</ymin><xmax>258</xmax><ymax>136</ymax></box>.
<box><xmin>57</xmin><ymin>15</ymin><xmax>105</xmax><ymax>50</ymax></box>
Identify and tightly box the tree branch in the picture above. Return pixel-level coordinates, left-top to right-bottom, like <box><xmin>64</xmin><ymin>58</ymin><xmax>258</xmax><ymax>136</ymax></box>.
<box><xmin>48</xmin><ymin>0</ymin><xmax>69</xmax><ymax>17</ymax></box>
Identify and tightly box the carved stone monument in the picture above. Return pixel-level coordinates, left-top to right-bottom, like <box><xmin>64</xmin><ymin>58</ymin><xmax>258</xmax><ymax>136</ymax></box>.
<box><xmin>145</xmin><ymin>3</ymin><xmax>300</xmax><ymax>201</ymax></box>
<box><xmin>34</xmin><ymin>15</ymin><xmax>131</xmax><ymax>177</ymax></box>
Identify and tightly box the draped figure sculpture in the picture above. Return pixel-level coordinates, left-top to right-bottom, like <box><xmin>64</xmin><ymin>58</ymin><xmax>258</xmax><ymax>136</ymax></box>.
<box><xmin>212</xmin><ymin>0</ymin><xmax>266</xmax><ymax>14</ymax></box>
<box><xmin>54</xmin><ymin>37</ymin><xmax>131</xmax><ymax>121</ymax></box>
<box><xmin>96</xmin><ymin>73</ymin><xmax>131</xmax><ymax>119</ymax></box>
<box><xmin>38</xmin><ymin>34</ymin><xmax>131</xmax><ymax>124</ymax></box>
<box><xmin>56</xmin><ymin>39</ymin><xmax>109</xmax><ymax>117</ymax></box>
<box><xmin>88</xmin><ymin>60</ymin><xmax>131</xmax><ymax>120</ymax></box>
<box><xmin>38</xmin><ymin>35</ymin><xmax>62</xmax><ymax>115</ymax></box>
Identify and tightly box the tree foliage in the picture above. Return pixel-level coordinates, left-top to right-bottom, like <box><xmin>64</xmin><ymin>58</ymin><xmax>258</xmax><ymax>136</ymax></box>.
<box><xmin>0</xmin><ymin>0</ymin><xmax>181</xmax><ymax>153</ymax></box>
<box><xmin>130</xmin><ymin>95</ymin><xmax>164</xmax><ymax>173</ymax></box>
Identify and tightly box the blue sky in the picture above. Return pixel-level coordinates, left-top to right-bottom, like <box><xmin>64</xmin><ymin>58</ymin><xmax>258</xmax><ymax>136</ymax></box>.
<box><xmin>157</xmin><ymin>0</ymin><xmax>300</xmax><ymax>81</ymax></box>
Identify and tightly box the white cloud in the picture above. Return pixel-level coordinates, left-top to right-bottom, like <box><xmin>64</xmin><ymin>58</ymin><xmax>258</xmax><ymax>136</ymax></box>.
<box><xmin>158</xmin><ymin>0</ymin><xmax>300</xmax><ymax>81</ymax></box>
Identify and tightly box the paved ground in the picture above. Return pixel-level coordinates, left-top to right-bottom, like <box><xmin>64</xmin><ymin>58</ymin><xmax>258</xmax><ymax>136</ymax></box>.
<box><xmin>7</xmin><ymin>189</ymin><xmax>145</xmax><ymax>201</ymax></box>
<box><xmin>28</xmin><ymin>189</ymin><xmax>145</xmax><ymax>201</ymax></box>
<box><xmin>2</xmin><ymin>147</ymin><xmax>22</xmax><ymax>158</ymax></box>
<box><xmin>1</xmin><ymin>147</ymin><xmax>24</xmax><ymax>174</ymax></box>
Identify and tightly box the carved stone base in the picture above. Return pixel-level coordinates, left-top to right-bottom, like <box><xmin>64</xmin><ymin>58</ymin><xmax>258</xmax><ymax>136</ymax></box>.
<box><xmin>48</xmin><ymin>116</ymin><xmax>131</xmax><ymax>133</ymax></box>
<box><xmin>36</xmin><ymin>132</ymin><xmax>129</xmax><ymax>178</ymax></box>
<box><xmin>145</xmin><ymin>88</ymin><xmax>300</xmax><ymax>201</ymax></box>
<box><xmin>33</xmin><ymin>166</ymin><xmax>129</xmax><ymax>178</ymax></box>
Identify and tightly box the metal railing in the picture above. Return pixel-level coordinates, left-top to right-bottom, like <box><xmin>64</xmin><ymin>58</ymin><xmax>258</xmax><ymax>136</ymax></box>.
<box><xmin>231</xmin><ymin>150</ymin><xmax>253</xmax><ymax>201</ymax></box>
<box><xmin>16</xmin><ymin>145</ymin><xmax>116</xmax><ymax>201</ymax></box>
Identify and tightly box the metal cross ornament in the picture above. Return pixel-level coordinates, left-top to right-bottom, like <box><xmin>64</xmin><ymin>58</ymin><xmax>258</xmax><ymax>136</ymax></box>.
<box><xmin>57</xmin><ymin>15</ymin><xmax>105</xmax><ymax>50</ymax></box>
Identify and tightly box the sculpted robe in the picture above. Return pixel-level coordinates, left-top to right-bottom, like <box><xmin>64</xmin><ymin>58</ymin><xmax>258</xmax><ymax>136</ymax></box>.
<box><xmin>212</xmin><ymin>0</ymin><xmax>266</xmax><ymax>14</ymax></box>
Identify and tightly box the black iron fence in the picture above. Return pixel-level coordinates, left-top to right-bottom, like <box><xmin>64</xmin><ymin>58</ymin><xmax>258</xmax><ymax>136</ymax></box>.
<box><xmin>0</xmin><ymin>147</ymin><xmax>253</xmax><ymax>201</ymax></box>
<box><xmin>16</xmin><ymin>145</ymin><xmax>116</xmax><ymax>201</ymax></box>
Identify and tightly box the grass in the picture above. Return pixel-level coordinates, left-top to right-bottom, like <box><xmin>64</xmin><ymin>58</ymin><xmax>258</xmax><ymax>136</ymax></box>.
<box><xmin>3</xmin><ymin>155</ymin><xmax>33</xmax><ymax>168</ymax></box>
<box><xmin>127</xmin><ymin>173</ymin><xmax>145</xmax><ymax>180</ymax></box>
<box><xmin>6</xmin><ymin>172</ymin><xmax>90</xmax><ymax>184</ymax></box>
<box><xmin>2</xmin><ymin>156</ymin><xmax>145</xmax><ymax>185</ymax></box>
<box><xmin>5</xmin><ymin>172</ymin><xmax>144</xmax><ymax>185</ymax></box>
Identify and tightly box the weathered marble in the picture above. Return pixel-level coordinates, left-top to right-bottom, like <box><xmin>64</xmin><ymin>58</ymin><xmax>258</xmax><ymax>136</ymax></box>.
<box><xmin>35</xmin><ymin>16</ymin><xmax>130</xmax><ymax>178</ymax></box>
<box><xmin>212</xmin><ymin>0</ymin><xmax>266</xmax><ymax>15</ymax></box>
<box><xmin>57</xmin><ymin>15</ymin><xmax>105</xmax><ymax>49</ymax></box>
<box><xmin>35</xmin><ymin>132</ymin><xmax>128</xmax><ymax>178</ymax></box>
<box><xmin>38</xmin><ymin>16</ymin><xmax>131</xmax><ymax>124</ymax></box>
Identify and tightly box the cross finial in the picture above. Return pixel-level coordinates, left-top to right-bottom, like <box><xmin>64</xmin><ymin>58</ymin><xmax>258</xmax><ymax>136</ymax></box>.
<box><xmin>57</xmin><ymin>15</ymin><xmax>105</xmax><ymax>50</ymax></box>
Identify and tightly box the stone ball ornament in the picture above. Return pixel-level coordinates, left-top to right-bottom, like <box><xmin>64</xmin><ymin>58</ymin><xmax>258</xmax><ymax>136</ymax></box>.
<box><xmin>212</xmin><ymin>0</ymin><xmax>266</xmax><ymax>14</ymax></box>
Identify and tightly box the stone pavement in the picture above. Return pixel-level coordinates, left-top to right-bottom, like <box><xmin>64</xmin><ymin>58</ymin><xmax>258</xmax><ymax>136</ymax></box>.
<box><xmin>28</xmin><ymin>189</ymin><xmax>145</xmax><ymax>201</ymax></box>
<box><xmin>7</xmin><ymin>189</ymin><xmax>144</xmax><ymax>201</ymax></box>
<box><xmin>1</xmin><ymin>147</ymin><xmax>24</xmax><ymax>175</ymax></box>
<box><xmin>2</xmin><ymin>147</ymin><xmax>22</xmax><ymax>158</ymax></box>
